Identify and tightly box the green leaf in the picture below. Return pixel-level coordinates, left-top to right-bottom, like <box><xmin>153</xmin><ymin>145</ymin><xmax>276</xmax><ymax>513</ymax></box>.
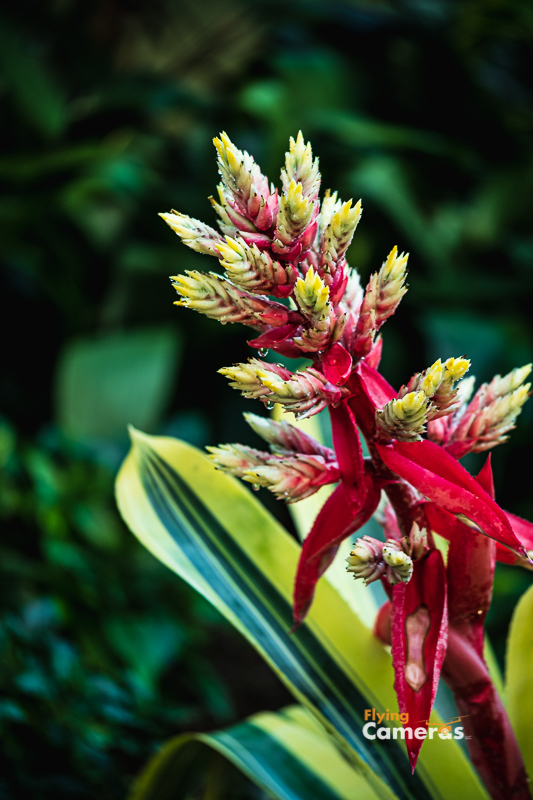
<box><xmin>312</xmin><ymin>110</ymin><xmax>449</xmax><ymax>155</ymax></box>
<box><xmin>506</xmin><ymin>583</ymin><xmax>533</xmax><ymax>780</ymax></box>
<box><xmin>55</xmin><ymin>328</ymin><xmax>181</xmax><ymax>441</ymax></box>
<box><xmin>116</xmin><ymin>431</ymin><xmax>488</xmax><ymax>800</ymax></box>
<box><xmin>0</xmin><ymin>17</ymin><xmax>67</xmax><ymax>139</ymax></box>
<box><xmin>130</xmin><ymin>704</ymin><xmax>382</xmax><ymax>800</ymax></box>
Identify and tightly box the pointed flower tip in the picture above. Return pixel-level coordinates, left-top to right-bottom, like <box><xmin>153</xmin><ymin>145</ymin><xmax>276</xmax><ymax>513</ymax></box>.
<box><xmin>213</xmin><ymin>132</ymin><xmax>226</xmax><ymax>151</ymax></box>
<box><xmin>509</xmin><ymin>362</ymin><xmax>532</xmax><ymax>386</ymax></box>
<box><xmin>444</xmin><ymin>356</ymin><xmax>471</xmax><ymax>381</ymax></box>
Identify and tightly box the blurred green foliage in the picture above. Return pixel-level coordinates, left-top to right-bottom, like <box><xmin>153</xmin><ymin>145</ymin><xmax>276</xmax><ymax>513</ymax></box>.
<box><xmin>0</xmin><ymin>417</ymin><xmax>290</xmax><ymax>798</ymax></box>
<box><xmin>1</xmin><ymin>0</ymin><xmax>533</xmax><ymax>795</ymax></box>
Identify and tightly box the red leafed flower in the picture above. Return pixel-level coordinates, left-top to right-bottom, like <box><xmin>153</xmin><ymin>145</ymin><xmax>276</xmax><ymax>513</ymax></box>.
<box><xmin>165</xmin><ymin>131</ymin><xmax>533</xmax><ymax>799</ymax></box>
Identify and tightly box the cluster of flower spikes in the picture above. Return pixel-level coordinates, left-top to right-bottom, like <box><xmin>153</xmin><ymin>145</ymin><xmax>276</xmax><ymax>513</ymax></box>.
<box><xmin>162</xmin><ymin>130</ymin><xmax>530</xmax><ymax>507</ymax></box>
<box><xmin>162</xmin><ymin>132</ymin><xmax>533</xmax><ymax>788</ymax></box>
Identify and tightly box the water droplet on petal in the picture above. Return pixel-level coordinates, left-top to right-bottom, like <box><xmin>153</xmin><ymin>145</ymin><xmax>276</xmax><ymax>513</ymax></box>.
<box><xmin>266</xmin><ymin>401</ymin><xmax>275</xmax><ymax>410</ymax></box>
<box><xmin>258</xmin><ymin>348</ymin><xmax>269</xmax><ymax>357</ymax></box>
<box><xmin>252</xmin><ymin>484</ymin><xmax>260</xmax><ymax>492</ymax></box>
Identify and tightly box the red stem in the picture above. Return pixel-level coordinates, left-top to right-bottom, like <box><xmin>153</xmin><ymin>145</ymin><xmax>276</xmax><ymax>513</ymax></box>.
<box><xmin>442</xmin><ymin>494</ymin><xmax>529</xmax><ymax>800</ymax></box>
<box><xmin>442</xmin><ymin>625</ymin><xmax>529</xmax><ymax>800</ymax></box>
<box><xmin>350</xmin><ymin>398</ymin><xmax>529</xmax><ymax>796</ymax></box>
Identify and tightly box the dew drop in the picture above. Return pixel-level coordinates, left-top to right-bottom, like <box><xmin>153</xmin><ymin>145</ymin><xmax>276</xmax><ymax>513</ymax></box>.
<box><xmin>258</xmin><ymin>348</ymin><xmax>269</xmax><ymax>357</ymax></box>
<box><xmin>252</xmin><ymin>484</ymin><xmax>261</xmax><ymax>492</ymax></box>
<box><xmin>266</xmin><ymin>401</ymin><xmax>275</xmax><ymax>410</ymax></box>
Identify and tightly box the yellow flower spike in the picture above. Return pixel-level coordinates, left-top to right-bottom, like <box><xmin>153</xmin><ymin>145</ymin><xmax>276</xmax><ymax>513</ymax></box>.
<box><xmin>495</xmin><ymin>384</ymin><xmax>531</xmax><ymax>425</ymax></box>
<box><xmin>218</xmin><ymin>365</ymin><xmax>258</xmax><ymax>386</ymax></box>
<box><xmin>377</xmin><ymin>247</ymin><xmax>409</xmax><ymax>306</ymax></box>
<box><xmin>223</xmin><ymin>236</ymin><xmax>246</xmax><ymax>256</ymax></box>
<box><xmin>285</xmin><ymin>180</ymin><xmax>311</xmax><ymax>222</ymax></box>
<box><xmin>318</xmin><ymin>190</ymin><xmax>341</xmax><ymax>232</ymax></box>
<box><xmin>321</xmin><ymin>198</ymin><xmax>363</xmax><ymax>265</ymax></box>
<box><xmin>213</xmin><ymin>132</ymin><xmax>242</xmax><ymax>175</ymax></box>
<box><xmin>489</xmin><ymin>364</ymin><xmax>533</xmax><ymax>399</ymax></box>
<box><xmin>260</xmin><ymin>376</ymin><xmax>292</xmax><ymax>398</ymax></box>
<box><xmin>170</xmin><ymin>275</ymin><xmax>197</xmax><ymax>301</ymax></box>
<box><xmin>381</xmin><ymin>246</ymin><xmax>406</xmax><ymax>281</ymax></box>
<box><xmin>171</xmin><ymin>270</ymin><xmax>289</xmax><ymax>327</ymax></box>
<box><xmin>377</xmin><ymin>391</ymin><xmax>430</xmax><ymax>442</ymax></box>
<box><xmin>398</xmin><ymin>391</ymin><xmax>428</xmax><ymax>416</ymax></box>
<box><xmin>213</xmin><ymin>132</ymin><xmax>271</xmax><ymax>222</ymax></box>
<box><xmin>288</xmin><ymin>131</ymin><xmax>310</xmax><ymax>169</ymax></box>
<box><xmin>282</xmin><ymin>131</ymin><xmax>320</xmax><ymax>200</ymax></box>
<box><xmin>217</xmin><ymin>236</ymin><xmax>247</xmax><ymax>269</ymax></box>
<box><xmin>451</xmin><ymin>366</ymin><xmax>532</xmax><ymax>454</ymax></box>
<box><xmin>508</xmin><ymin>364</ymin><xmax>533</xmax><ymax>391</ymax></box>
<box><xmin>330</xmin><ymin>199</ymin><xmax>362</xmax><ymax>240</ymax></box>
<box><xmin>159</xmin><ymin>211</ymin><xmax>224</xmax><ymax>256</ymax></box>
<box><xmin>274</xmin><ymin>173</ymin><xmax>316</xmax><ymax>250</ymax></box>
<box><xmin>294</xmin><ymin>267</ymin><xmax>330</xmax><ymax>321</ymax></box>
<box><xmin>389</xmin><ymin>399</ymin><xmax>405</xmax><ymax>421</ymax></box>
<box><xmin>443</xmin><ymin>357</ymin><xmax>471</xmax><ymax>383</ymax></box>
<box><xmin>354</xmin><ymin>246</ymin><xmax>409</xmax><ymax>351</ymax></box>
<box><xmin>383</xmin><ymin>244</ymin><xmax>397</xmax><ymax>265</ymax></box>
<box><xmin>420</xmin><ymin>360</ymin><xmax>444</xmax><ymax>396</ymax></box>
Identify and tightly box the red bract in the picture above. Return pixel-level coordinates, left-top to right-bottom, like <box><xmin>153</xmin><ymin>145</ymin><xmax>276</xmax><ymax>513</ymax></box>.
<box><xmin>168</xmin><ymin>131</ymin><xmax>532</xmax><ymax>798</ymax></box>
<box><xmin>435</xmin><ymin>457</ymin><xmax>529</xmax><ymax>799</ymax></box>
<box><xmin>375</xmin><ymin>440</ymin><xmax>529</xmax><ymax>560</ymax></box>
<box><xmin>322</xmin><ymin>342</ymin><xmax>353</xmax><ymax>386</ymax></box>
<box><xmin>391</xmin><ymin>550</ymin><xmax>447</xmax><ymax>772</ymax></box>
<box><xmin>293</xmin><ymin>474</ymin><xmax>381</xmax><ymax>625</ymax></box>
<box><xmin>292</xmin><ymin>401</ymin><xmax>382</xmax><ymax>624</ymax></box>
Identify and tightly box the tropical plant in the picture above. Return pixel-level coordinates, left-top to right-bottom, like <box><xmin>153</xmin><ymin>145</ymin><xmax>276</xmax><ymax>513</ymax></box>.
<box><xmin>116</xmin><ymin>132</ymin><xmax>533</xmax><ymax>800</ymax></box>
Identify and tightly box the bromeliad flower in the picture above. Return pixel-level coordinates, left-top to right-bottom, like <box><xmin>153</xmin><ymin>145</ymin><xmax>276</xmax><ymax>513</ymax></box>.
<box><xmin>161</xmin><ymin>131</ymin><xmax>532</xmax><ymax>799</ymax></box>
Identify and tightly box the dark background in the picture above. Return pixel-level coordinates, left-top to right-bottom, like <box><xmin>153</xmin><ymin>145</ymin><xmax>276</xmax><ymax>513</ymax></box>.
<box><xmin>1</xmin><ymin>0</ymin><xmax>533</xmax><ymax>797</ymax></box>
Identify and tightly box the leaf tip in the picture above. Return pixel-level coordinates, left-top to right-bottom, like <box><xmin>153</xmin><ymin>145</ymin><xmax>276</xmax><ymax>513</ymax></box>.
<box><xmin>127</xmin><ymin>425</ymin><xmax>150</xmax><ymax>446</ymax></box>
